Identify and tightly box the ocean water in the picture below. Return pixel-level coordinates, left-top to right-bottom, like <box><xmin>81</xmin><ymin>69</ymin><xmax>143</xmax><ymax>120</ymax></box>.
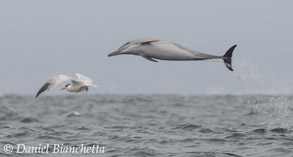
<box><xmin>0</xmin><ymin>94</ymin><xmax>293</xmax><ymax>157</ymax></box>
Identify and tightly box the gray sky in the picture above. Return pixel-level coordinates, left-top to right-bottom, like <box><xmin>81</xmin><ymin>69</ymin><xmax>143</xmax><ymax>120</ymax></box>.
<box><xmin>1</xmin><ymin>0</ymin><xmax>293</xmax><ymax>95</ymax></box>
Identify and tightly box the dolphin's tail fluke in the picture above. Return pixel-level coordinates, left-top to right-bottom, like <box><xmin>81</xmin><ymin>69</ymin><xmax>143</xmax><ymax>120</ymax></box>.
<box><xmin>222</xmin><ymin>45</ymin><xmax>237</xmax><ymax>71</ymax></box>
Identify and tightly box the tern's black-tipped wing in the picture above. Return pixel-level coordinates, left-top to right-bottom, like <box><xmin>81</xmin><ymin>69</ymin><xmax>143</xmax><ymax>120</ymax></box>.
<box><xmin>35</xmin><ymin>75</ymin><xmax>74</xmax><ymax>98</ymax></box>
<box><xmin>36</xmin><ymin>82</ymin><xmax>50</xmax><ymax>98</ymax></box>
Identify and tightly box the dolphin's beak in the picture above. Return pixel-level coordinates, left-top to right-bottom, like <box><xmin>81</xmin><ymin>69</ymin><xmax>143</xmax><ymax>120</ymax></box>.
<box><xmin>108</xmin><ymin>51</ymin><xmax>120</xmax><ymax>57</ymax></box>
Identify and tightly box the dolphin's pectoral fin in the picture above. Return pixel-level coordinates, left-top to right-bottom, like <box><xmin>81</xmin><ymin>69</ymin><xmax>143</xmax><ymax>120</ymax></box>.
<box><xmin>140</xmin><ymin>40</ymin><xmax>159</xmax><ymax>45</ymax></box>
<box><xmin>142</xmin><ymin>55</ymin><xmax>158</xmax><ymax>62</ymax></box>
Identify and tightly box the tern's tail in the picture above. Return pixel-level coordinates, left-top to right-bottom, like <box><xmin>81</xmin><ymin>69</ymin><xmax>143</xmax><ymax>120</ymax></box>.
<box><xmin>90</xmin><ymin>84</ymin><xmax>99</xmax><ymax>87</ymax></box>
<box><xmin>222</xmin><ymin>45</ymin><xmax>237</xmax><ymax>71</ymax></box>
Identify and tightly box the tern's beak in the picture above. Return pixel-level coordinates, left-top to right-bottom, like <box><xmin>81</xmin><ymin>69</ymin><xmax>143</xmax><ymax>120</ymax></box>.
<box><xmin>108</xmin><ymin>51</ymin><xmax>120</xmax><ymax>57</ymax></box>
<box><xmin>61</xmin><ymin>87</ymin><xmax>66</xmax><ymax>90</ymax></box>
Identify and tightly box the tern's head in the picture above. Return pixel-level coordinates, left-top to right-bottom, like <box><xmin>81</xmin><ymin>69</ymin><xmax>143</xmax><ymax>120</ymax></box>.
<box><xmin>108</xmin><ymin>40</ymin><xmax>142</xmax><ymax>57</ymax></box>
<box><xmin>61</xmin><ymin>84</ymin><xmax>71</xmax><ymax>90</ymax></box>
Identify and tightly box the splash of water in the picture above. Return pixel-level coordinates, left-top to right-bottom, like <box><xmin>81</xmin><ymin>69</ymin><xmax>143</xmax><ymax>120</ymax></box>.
<box><xmin>234</xmin><ymin>59</ymin><xmax>291</xmax><ymax>94</ymax></box>
<box><xmin>230</xmin><ymin>59</ymin><xmax>293</xmax><ymax>129</ymax></box>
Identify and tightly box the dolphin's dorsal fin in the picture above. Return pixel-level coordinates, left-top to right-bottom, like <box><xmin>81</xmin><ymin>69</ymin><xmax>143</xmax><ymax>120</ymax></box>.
<box><xmin>142</xmin><ymin>55</ymin><xmax>158</xmax><ymax>62</ymax></box>
<box><xmin>140</xmin><ymin>40</ymin><xmax>159</xmax><ymax>45</ymax></box>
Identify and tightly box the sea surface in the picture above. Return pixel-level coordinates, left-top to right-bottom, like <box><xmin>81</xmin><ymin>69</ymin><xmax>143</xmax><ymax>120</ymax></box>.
<box><xmin>0</xmin><ymin>94</ymin><xmax>293</xmax><ymax>157</ymax></box>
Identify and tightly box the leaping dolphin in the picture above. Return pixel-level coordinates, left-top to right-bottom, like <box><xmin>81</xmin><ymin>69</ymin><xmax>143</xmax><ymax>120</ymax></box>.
<box><xmin>108</xmin><ymin>38</ymin><xmax>237</xmax><ymax>71</ymax></box>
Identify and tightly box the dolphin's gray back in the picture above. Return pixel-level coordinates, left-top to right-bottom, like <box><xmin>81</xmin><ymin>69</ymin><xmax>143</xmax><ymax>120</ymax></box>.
<box><xmin>172</xmin><ymin>43</ymin><xmax>222</xmax><ymax>60</ymax></box>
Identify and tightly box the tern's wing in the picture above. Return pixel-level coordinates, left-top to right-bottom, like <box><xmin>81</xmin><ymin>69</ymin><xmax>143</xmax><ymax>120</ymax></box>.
<box><xmin>36</xmin><ymin>75</ymin><xmax>74</xmax><ymax>98</ymax></box>
<box><xmin>76</xmin><ymin>73</ymin><xmax>93</xmax><ymax>83</ymax></box>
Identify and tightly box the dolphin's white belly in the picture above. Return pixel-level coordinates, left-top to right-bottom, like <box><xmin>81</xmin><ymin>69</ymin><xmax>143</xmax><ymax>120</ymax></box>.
<box><xmin>141</xmin><ymin>43</ymin><xmax>198</xmax><ymax>60</ymax></box>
